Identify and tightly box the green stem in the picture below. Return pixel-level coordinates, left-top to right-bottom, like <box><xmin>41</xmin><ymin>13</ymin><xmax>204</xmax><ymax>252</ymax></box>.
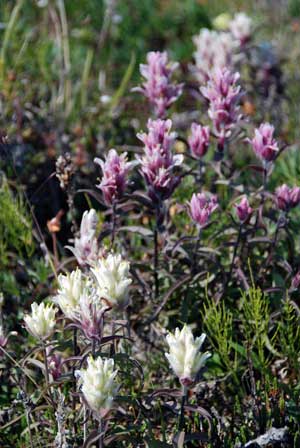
<box><xmin>178</xmin><ymin>385</ymin><xmax>188</xmax><ymax>431</ymax></box>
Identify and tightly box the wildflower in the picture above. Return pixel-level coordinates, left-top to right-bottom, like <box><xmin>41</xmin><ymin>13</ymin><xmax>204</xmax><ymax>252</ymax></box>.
<box><xmin>71</xmin><ymin>287</ymin><xmax>106</xmax><ymax>341</ymax></box>
<box><xmin>234</xmin><ymin>196</ymin><xmax>252</xmax><ymax>223</ymax></box>
<box><xmin>134</xmin><ymin>51</ymin><xmax>183</xmax><ymax>118</ymax></box>
<box><xmin>229</xmin><ymin>12</ymin><xmax>252</xmax><ymax>45</ymax></box>
<box><xmin>249</xmin><ymin>123</ymin><xmax>279</xmax><ymax>164</ymax></box>
<box><xmin>55</xmin><ymin>153</ymin><xmax>75</xmax><ymax>190</ymax></box>
<box><xmin>47</xmin><ymin>348</ymin><xmax>63</xmax><ymax>381</ymax></box>
<box><xmin>188</xmin><ymin>123</ymin><xmax>210</xmax><ymax>159</ymax></box>
<box><xmin>189</xmin><ymin>192</ymin><xmax>218</xmax><ymax>227</ymax></box>
<box><xmin>91</xmin><ymin>254</ymin><xmax>132</xmax><ymax>309</ymax></box>
<box><xmin>165</xmin><ymin>325</ymin><xmax>211</xmax><ymax>386</ymax></box>
<box><xmin>77</xmin><ymin>356</ymin><xmax>118</xmax><ymax>413</ymax></box>
<box><xmin>275</xmin><ymin>184</ymin><xmax>300</xmax><ymax>212</ymax></box>
<box><xmin>200</xmin><ymin>68</ymin><xmax>242</xmax><ymax>148</ymax></box>
<box><xmin>24</xmin><ymin>302</ymin><xmax>57</xmax><ymax>340</ymax></box>
<box><xmin>94</xmin><ymin>149</ymin><xmax>132</xmax><ymax>206</ymax></box>
<box><xmin>290</xmin><ymin>271</ymin><xmax>300</xmax><ymax>291</ymax></box>
<box><xmin>67</xmin><ymin>209</ymin><xmax>99</xmax><ymax>266</ymax></box>
<box><xmin>137</xmin><ymin>118</ymin><xmax>183</xmax><ymax>201</ymax></box>
<box><xmin>54</xmin><ymin>268</ymin><xmax>85</xmax><ymax>318</ymax></box>
<box><xmin>193</xmin><ymin>29</ymin><xmax>236</xmax><ymax>83</ymax></box>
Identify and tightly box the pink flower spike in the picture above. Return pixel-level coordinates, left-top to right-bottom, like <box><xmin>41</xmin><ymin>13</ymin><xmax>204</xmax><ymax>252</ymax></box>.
<box><xmin>189</xmin><ymin>192</ymin><xmax>218</xmax><ymax>227</ymax></box>
<box><xmin>95</xmin><ymin>149</ymin><xmax>132</xmax><ymax>206</ymax></box>
<box><xmin>234</xmin><ymin>196</ymin><xmax>252</xmax><ymax>223</ymax></box>
<box><xmin>275</xmin><ymin>184</ymin><xmax>300</xmax><ymax>211</ymax></box>
<box><xmin>250</xmin><ymin>123</ymin><xmax>279</xmax><ymax>164</ymax></box>
<box><xmin>137</xmin><ymin>118</ymin><xmax>183</xmax><ymax>202</ymax></box>
<box><xmin>133</xmin><ymin>51</ymin><xmax>183</xmax><ymax>118</ymax></box>
<box><xmin>188</xmin><ymin>123</ymin><xmax>210</xmax><ymax>159</ymax></box>
<box><xmin>200</xmin><ymin>68</ymin><xmax>242</xmax><ymax>146</ymax></box>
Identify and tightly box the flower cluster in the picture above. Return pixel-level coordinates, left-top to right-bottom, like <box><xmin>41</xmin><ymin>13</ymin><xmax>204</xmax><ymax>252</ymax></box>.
<box><xmin>77</xmin><ymin>356</ymin><xmax>118</xmax><ymax>413</ymax></box>
<box><xmin>54</xmin><ymin>268</ymin><xmax>85</xmax><ymax>318</ymax></box>
<box><xmin>235</xmin><ymin>196</ymin><xmax>253</xmax><ymax>223</ymax></box>
<box><xmin>68</xmin><ymin>209</ymin><xmax>99</xmax><ymax>267</ymax></box>
<box><xmin>71</xmin><ymin>287</ymin><xmax>106</xmax><ymax>341</ymax></box>
<box><xmin>189</xmin><ymin>192</ymin><xmax>218</xmax><ymax>228</ymax></box>
<box><xmin>134</xmin><ymin>51</ymin><xmax>183</xmax><ymax>118</ymax></box>
<box><xmin>193</xmin><ymin>29</ymin><xmax>236</xmax><ymax>83</ymax></box>
<box><xmin>137</xmin><ymin>118</ymin><xmax>183</xmax><ymax>202</ymax></box>
<box><xmin>165</xmin><ymin>325</ymin><xmax>211</xmax><ymax>386</ymax></box>
<box><xmin>92</xmin><ymin>253</ymin><xmax>132</xmax><ymax>310</ymax></box>
<box><xmin>201</xmin><ymin>68</ymin><xmax>242</xmax><ymax>149</ymax></box>
<box><xmin>95</xmin><ymin>149</ymin><xmax>132</xmax><ymax>206</ymax></box>
<box><xmin>229</xmin><ymin>12</ymin><xmax>253</xmax><ymax>45</ymax></box>
<box><xmin>188</xmin><ymin>123</ymin><xmax>210</xmax><ymax>159</ymax></box>
<box><xmin>24</xmin><ymin>302</ymin><xmax>57</xmax><ymax>340</ymax></box>
<box><xmin>275</xmin><ymin>184</ymin><xmax>300</xmax><ymax>212</ymax></box>
<box><xmin>249</xmin><ymin>123</ymin><xmax>279</xmax><ymax>165</ymax></box>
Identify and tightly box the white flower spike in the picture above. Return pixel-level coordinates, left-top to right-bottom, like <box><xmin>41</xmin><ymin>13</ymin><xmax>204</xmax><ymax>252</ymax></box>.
<box><xmin>54</xmin><ymin>268</ymin><xmax>85</xmax><ymax>318</ymax></box>
<box><xmin>91</xmin><ymin>253</ymin><xmax>132</xmax><ymax>309</ymax></box>
<box><xmin>77</xmin><ymin>356</ymin><xmax>118</xmax><ymax>413</ymax></box>
<box><xmin>165</xmin><ymin>325</ymin><xmax>211</xmax><ymax>386</ymax></box>
<box><xmin>24</xmin><ymin>302</ymin><xmax>57</xmax><ymax>340</ymax></box>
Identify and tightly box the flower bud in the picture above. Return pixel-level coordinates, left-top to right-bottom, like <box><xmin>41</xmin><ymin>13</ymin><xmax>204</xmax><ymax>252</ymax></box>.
<box><xmin>188</xmin><ymin>123</ymin><xmax>210</xmax><ymax>159</ymax></box>
<box><xmin>24</xmin><ymin>302</ymin><xmax>57</xmax><ymax>340</ymax></box>
<box><xmin>95</xmin><ymin>149</ymin><xmax>132</xmax><ymax>206</ymax></box>
<box><xmin>275</xmin><ymin>184</ymin><xmax>300</xmax><ymax>211</ymax></box>
<box><xmin>165</xmin><ymin>325</ymin><xmax>211</xmax><ymax>386</ymax></box>
<box><xmin>77</xmin><ymin>356</ymin><xmax>118</xmax><ymax>413</ymax></box>
<box><xmin>189</xmin><ymin>192</ymin><xmax>218</xmax><ymax>227</ymax></box>
<box><xmin>91</xmin><ymin>254</ymin><xmax>132</xmax><ymax>309</ymax></box>
<box><xmin>249</xmin><ymin>123</ymin><xmax>279</xmax><ymax>163</ymax></box>
<box><xmin>67</xmin><ymin>209</ymin><xmax>99</xmax><ymax>266</ymax></box>
<box><xmin>234</xmin><ymin>196</ymin><xmax>252</xmax><ymax>222</ymax></box>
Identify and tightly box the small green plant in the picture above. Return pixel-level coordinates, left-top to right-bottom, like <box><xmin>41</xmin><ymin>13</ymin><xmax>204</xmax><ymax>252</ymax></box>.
<box><xmin>0</xmin><ymin>174</ymin><xmax>34</xmax><ymax>268</ymax></box>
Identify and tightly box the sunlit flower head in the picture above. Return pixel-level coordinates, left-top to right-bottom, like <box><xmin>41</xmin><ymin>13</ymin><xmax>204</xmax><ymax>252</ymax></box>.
<box><xmin>24</xmin><ymin>302</ymin><xmax>57</xmax><ymax>340</ymax></box>
<box><xmin>77</xmin><ymin>356</ymin><xmax>118</xmax><ymax>413</ymax></box>
<box><xmin>165</xmin><ymin>325</ymin><xmax>211</xmax><ymax>386</ymax></box>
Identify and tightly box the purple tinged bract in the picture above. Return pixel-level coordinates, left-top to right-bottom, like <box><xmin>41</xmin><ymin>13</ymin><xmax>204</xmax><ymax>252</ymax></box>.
<box><xmin>234</xmin><ymin>196</ymin><xmax>252</xmax><ymax>223</ymax></box>
<box><xmin>275</xmin><ymin>184</ymin><xmax>300</xmax><ymax>211</ymax></box>
<box><xmin>200</xmin><ymin>68</ymin><xmax>242</xmax><ymax>147</ymax></box>
<box><xmin>137</xmin><ymin>118</ymin><xmax>184</xmax><ymax>202</ymax></box>
<box><xmin>188</xmin><ymin>123</ymin><xmax>210</xmax><ymax>159</ymax></box>
<box><xmin>250</xmin><ymin>123</ymin><xmax>279</xmax><ymax>163</ymax></box>
<box><xmin>134</xmin><ymin>51</ymin><xmax>183</xmax><ymax>118</ymax></box>
<box><xmin>189</xmin><ymin>192</ymin><xmax>218</xmax><ymax>227</ymax></box>
<box><xmin>95</xmin><ymin>149</ymin><xmax>132</xmax><ymax>206</ymax></box>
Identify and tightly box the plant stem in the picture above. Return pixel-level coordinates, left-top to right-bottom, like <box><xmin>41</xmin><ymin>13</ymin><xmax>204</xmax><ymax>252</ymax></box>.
<box><xmin>153</xmin><ymin>226</ymin><xmax>159</xmax><ymax>300</ymax></box>
<box><xmin>98</xmin><ymin>417</ymin><xmax>103</xmax><ymax>448</ymax></box>
<box><xmin>110</xmin><ymin>202</ymin><xmax>117</xmax><ymax>250</ymax></box>
<box><xmin>192</xmin><ymin>228</ymin><xmax>201</xmax><ymax>273</ymax></box>
<box><xmin>228</xmin><ymin>224</ymin><xmax>242</xmax><ymax>282</ymax></box>
<box><xmin>25</xmin><ymin>408</ymin><xmax>34</xmax><ymax>448</ymax></box>
<box><xmin>72</xmin><ymin>328</ymin><xmax>78</xmax><ymax>436</ymax></box>
<box><xmin>43</xmin><ymin>345</ymin><xmax>52</xmax><ymax>403</ymax></box>
<box><xmin>178</xmin><ymin>385</ymin><xmax>188</xmax><ymax>431</ymax></box>
<box><xmin>92</xmin><ymin>338</ymin><xmax>96</xmax><ymax>357</ymax></box>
